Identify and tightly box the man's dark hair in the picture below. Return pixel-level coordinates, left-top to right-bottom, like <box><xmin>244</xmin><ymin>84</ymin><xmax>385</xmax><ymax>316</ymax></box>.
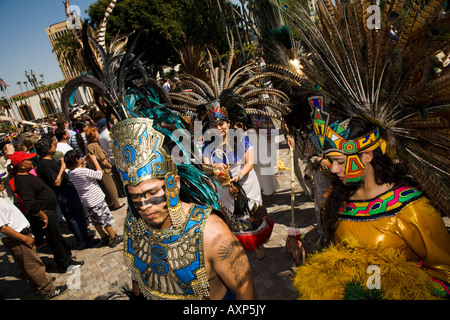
<box><xmin>73</xmin><ymin>121</ymin><xmax>87</xmax><ymax>152</ymax></box>
<box><xmin>64</xmin><ymin>150</ymin><xmax>81</xmax><ymax>170</ymax></box>
<box><xmin>41</xmin><ymin>129</ymin><xmax>54</xmax><ymax>140</ymax></box>
<box><xmin>54</xmin><ymin>127</ymin><xmax>66</xmax><ymax>141</ymax></box>
<box><xmin>56</xmin><ymin>117</ymin><xmax>68</xmax><ymax>128</ymax></box>
<box><xmin>35</xmin><ymin>137</ymin><xmax>53</xmax><ymax>157</ymax></box>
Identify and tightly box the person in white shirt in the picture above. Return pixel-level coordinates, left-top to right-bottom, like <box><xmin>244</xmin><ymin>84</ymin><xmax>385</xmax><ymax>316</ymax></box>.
<box><xmin>64</xmin><ymin>150</ymin><xmax>122</xmax><ymax>248</ymax></box>
<box><xmin>0</xmin><ymin>187</ymin><xmax>68</xmax><ymax>299</ymax></box>
<box><xmin>97</xmin><ymin>119</ymin><xmax>114</xmax><ymax>165</ymax></box>
<box><xmin>162</xmin><ymin>78</ymin><xmax>171</xmax><ymax>93</ymax></box>
<box><xmin>54</xmin><ymin>128</ymin><xmax>73</xmax><ymax>155</ymax></box>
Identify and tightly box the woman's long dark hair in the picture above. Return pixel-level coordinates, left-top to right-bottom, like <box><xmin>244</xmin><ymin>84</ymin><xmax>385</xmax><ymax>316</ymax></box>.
<box><xmin>74</xmin><ymin>121</ymin><xmax>87</xmax><ymax>155</ymax></box>
<box><xmin>319</xmin><ymin>118</ymin><xmax>414</xmax><ymax>246</ymax></box>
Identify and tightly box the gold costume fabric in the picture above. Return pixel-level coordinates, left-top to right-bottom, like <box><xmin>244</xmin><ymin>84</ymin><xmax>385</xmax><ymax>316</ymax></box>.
<box><xmin>335</xmin><ymin>187</ymin><xmax>450</xmax><ymax>283</ymax></box>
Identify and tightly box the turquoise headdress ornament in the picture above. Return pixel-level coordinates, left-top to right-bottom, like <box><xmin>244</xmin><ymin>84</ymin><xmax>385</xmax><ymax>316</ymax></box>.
<box><xmin>110</xmin><ymin>117</ymin><xmax>186</xmax><ymax>228</ymax></box>
<box><xmin>309</xmin><ymin>96</ymin><xmax>387</xmax><ymax>183</ymax></box>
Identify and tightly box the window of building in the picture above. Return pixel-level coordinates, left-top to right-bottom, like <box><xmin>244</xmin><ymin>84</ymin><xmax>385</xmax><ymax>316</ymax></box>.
<box><xmin>18</xmin><ymin>104</ymin><xmax>35</xmax><ymax>121</ymax></box>
<box><xmin>40</xmin><ymin>97</ymin><xmax>56</xmax><ymax>116</ymax></box>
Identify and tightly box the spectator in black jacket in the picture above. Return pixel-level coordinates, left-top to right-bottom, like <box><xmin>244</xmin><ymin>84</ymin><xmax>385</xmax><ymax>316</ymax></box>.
<box><xmin>35</xmin><ymin>136</ymin><xmax>99</xmax><ymax>250</ymax></box>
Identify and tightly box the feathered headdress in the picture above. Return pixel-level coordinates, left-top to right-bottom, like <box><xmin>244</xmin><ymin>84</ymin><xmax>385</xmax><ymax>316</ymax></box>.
<box><xmin>167</xmin><ymin>36</ymin><xmax>303</xmax><ymax>218</ymax></box>
<box><xmin>167</xmin><ymin>33</ymin><xmax>299</xmax><ymax>126</ymax></box>
<box><xmin>64</xmin><ymin>0</ymin><xmax>134</xmax><ymax>71</ymax></box>
<box><xmin>249</xmin><ymin>0</ymin><xmax>306</xmax><ymax>77</ymax></box>
<box><xmin>60</xmin><ymin>6</ymin><xmax>221</xmax><ymax>227</ymax></box>
<box><xmin>277</xmin><ymin>0</ymin><xmax>450</xmax><ymax>216</ymax></box>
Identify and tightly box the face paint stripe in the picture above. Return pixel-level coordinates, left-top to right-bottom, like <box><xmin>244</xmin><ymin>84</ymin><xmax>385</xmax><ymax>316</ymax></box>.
<box><xmin>132</xmin><ymin>194</ymin><xmax>166</xmax><ymax>209</ymax></box>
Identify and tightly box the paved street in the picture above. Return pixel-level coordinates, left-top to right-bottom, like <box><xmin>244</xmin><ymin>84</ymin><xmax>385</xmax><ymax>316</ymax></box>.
<box><xmin>2</xmin><ymin>142</ymin><xmax>450</xmax><ymax>301</ymax></box>
<box><xmin>0</xmin><ymin>141</ymin><xmax>320</xmax><ymax>300</ymax></box>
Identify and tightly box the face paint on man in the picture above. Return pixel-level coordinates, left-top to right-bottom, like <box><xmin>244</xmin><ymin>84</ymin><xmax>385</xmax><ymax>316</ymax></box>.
<box><xmin>127</xmin><ymin>181</ymin><xmax>172</xmax><ymax>229</ymax></box>
<box><xmin>132</xmin><ymin>193</ymin><xmax>167</xmax><ymax>210</ymax></box>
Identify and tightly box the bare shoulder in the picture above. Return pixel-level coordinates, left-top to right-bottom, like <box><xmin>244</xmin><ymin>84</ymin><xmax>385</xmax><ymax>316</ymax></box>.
<box><xmin>205</xmin><ymin>213</ymin><xmax>228</xmax><ymax>229</ymax></box>
<box><xmin>203</xmin><ymin>213</ymin><xmax>244</xmax><ymax>264</ymax></box>
<box><xmin>204</xmin><ymin>213</ymin><xmax>232</xmax><ymax>246</ymax></box>
<box><xmin>203</xmin><ymin>212</ymin><xmax>256</xmax><ymax>299</ymax></box>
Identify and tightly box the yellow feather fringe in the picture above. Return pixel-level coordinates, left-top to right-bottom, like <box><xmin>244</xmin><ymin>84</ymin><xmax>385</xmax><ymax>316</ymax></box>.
<box><xmin>292</xmin><ymin>236</ymin><xmax>443</xmax><ymax>300</ymax></box>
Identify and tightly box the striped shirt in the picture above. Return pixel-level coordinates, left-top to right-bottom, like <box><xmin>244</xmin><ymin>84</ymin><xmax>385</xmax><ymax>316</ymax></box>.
<box><xmin>67</xmin><ymin>167</ymin><xmax>105</xmax><ymax>208</ymax></box>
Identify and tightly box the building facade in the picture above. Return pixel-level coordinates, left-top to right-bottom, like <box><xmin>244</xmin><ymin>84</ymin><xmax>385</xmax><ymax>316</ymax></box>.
<box><xmin>46</xmin><ymin>21</ymin><xmax>84</xmax><ymax>80</ymax></box>
<box><xmin>7</xmin><ymin>82</ymin><xmax>93</xmax><ymax>122</ymax></box>
<box><xmin>1</xmin><ymin>21</ymin><xmax>94</xmax><ymax>123</ymax></box>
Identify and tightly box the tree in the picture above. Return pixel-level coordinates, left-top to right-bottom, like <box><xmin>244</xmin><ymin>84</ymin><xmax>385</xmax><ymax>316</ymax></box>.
<box><xmin>0</xmin><ymin>96</ymin><xmax>10</xmax><ymax>116</ymax></box>
<box><xmin>0</xmin><ymin>121</ymin><xmax>17</xmax><ymax>134</ymax></box>
<box><xmin>40</xmin><ymin>74</ymin><xmax>58</xmax><ymax>112</ymax></box>
<box><xmin>22</xmin><ymin>81</ymin><xmax>32</xmax><ymax>107</ymax></box>
<box><xmin>86</xmin><ymin>0</ymin><xmax>235</xmax><ymax>70</ymax></box>
<box><xmin>16</xmin><ymin>81</ymin><xmax>28</xmax><ymax>108</ymax></box>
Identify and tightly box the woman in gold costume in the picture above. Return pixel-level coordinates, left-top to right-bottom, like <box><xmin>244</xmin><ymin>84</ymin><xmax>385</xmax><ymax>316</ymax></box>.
<box><xmin>260</xmin><ymin>0</ymin><xmax>450</xmax><ymax>299</ymax></box>
<box><xmin>293</xmin><ymin>111</ymin><xmax>450</xmax><ymax>299</ymax></box>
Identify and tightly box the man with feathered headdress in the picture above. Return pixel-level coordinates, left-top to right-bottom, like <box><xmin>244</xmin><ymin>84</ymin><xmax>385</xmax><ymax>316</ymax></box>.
<box><xmin>110</xmin><ymin>117</ymin><xmax>256</xmax><ymax>300</ymax></box>
<box><xmin>200</xmin><ymin>95</ymin><xmax>274</xmax><ymax>260</ymax></box>
<box><xmin>59</xmin><ymin>2</ymin><xmax>256</xmax><ymax>299</ymax></box>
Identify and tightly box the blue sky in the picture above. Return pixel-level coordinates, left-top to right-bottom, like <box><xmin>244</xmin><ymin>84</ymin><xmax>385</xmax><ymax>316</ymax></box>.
<box><xmin>0</xmin><ymin>0</ymin><xmax>243</xmax><ymax>98</ymax></box>
<box><xmin>0</xmin><ymin>0</ymin><xmax>99</xmax><ymax>97</ymax></box>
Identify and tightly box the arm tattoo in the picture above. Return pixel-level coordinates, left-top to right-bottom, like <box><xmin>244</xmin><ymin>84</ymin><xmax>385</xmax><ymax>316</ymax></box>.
<box><xmin>218</xmin><ymin>239</ymin><xmax>242</xmax><ymax>260</ymax></box>
<box><xmin>217</xmin><ymin>239</ymin><xmax>251</xmax><ymax>288</ymax></box>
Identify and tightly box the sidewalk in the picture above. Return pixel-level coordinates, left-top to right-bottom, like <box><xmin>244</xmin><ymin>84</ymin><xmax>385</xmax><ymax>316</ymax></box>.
<box><xmin>0</xmin><ymin>142</ymin><xmax>318</xmax><ymax>300</ymax></box>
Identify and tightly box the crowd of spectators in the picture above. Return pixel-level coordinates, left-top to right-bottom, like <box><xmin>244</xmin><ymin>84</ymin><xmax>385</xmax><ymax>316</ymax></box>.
<box><xmin>0</xmin><ymin>105</ymin><xmax>125</xmax><ymax>299</ymax></box>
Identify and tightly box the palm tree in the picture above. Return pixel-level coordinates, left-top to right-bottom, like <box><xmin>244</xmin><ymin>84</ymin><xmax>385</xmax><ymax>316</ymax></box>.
<box><xmin>0</xmin><ymin>96</ymin><xmax>8</xmax><ymax>116</ymax></box>
<box><xmin>1</xmin><ymin>95</ymin><xmax>15</xmax><ymax>119</ymax></box>
<box><xmin>48</xmin><ymin>81</ymin><xmax>66</xmax><ymax>104</ymax></box>
<box><xmin>16</xmin><ymin>81</ymin><xmax>26</xmax><ymax>107</ymax></box>
<box><xmin>38</xmin><ymin>80</ymin><xmax>52</xmax><ymax>113</ymax></box>
<box><xmin>22</xmin><ymin>81</ymin><xmax>32</xmax><ymax>107</ymax></box>
<box><xmin>52</xmin><ymin>31</ymin><xmax>88</xmax><ymax>77</ymax></box>
<box><xmin>40</xmin><ymin>74</ymin><xmax>60</xmax><ymax>113</ymax></box>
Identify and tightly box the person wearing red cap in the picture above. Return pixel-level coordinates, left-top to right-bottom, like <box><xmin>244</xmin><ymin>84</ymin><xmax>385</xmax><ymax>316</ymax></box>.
<box><xmin>9</xmin><ymin>151</ymin><xmax>36</xmax><ymax>169</ymax></box>
<box><xmin>12</xmin><ymin>151</ymin><xmax>84</xmax><ymax>273</ymax></box>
